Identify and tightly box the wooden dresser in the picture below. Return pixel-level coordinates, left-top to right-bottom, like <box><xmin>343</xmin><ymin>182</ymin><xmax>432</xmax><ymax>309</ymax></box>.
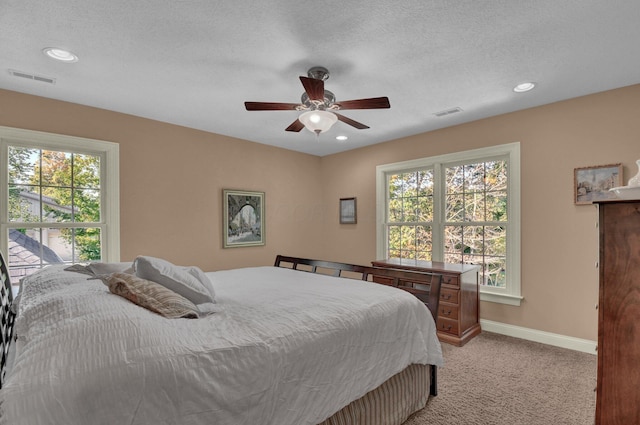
<box><xmin>595</xmin><ymin>200</ymin><xmax>640</xmax><ymax>425</ymax></box>
<box><xmin>372</xmin><ymin>259</ymin><xmax>481</xmax><ymax>346</ymax></box>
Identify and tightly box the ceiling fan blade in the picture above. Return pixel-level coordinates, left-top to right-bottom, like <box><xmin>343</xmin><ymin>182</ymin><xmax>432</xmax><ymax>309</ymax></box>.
<box><xmin>335</xmin><ymin>113</ymin><xmax>370</xmax><ymax>130</ymax></box>
<box><xmin>334</xmin><ymin>97</ymin><xmax>390</xmax><ymax>110</ymax></box>
<box><xmin>285</xmin><ymin>119</ymin><xmax>305</xmax><ymax>132</ymax></box>
<box><xmin>245</xmin><ymin>102</ymin><xmax>301</xmax><ymax>111</ymax></box>
<box><xmin>299</xmin><ymin>76</ymin><xmax>325</xmax><ymax>101</ymax></box>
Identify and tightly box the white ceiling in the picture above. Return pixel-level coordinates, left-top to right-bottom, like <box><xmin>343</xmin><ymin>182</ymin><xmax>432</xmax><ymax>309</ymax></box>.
<box><xmin>1</xmin><ymin>1</ymin><xmax>639</xmax><ymax>156</ymax></box>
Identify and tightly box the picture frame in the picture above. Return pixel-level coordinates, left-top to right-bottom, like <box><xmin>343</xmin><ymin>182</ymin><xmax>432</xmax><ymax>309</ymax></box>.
<box><xmin>574</xmin><ymin>163</ymin><xmax>623</xmax><ymax>205</ymax></box>
<box><xmin>223</xmin><ymin>189</ymin><xmax>265</xmax><ymax>248</ymax></box>
<box><xmin>339</xmin><ymin>197</ymin><xmax>357</xmax><ymax>224</ymax></box>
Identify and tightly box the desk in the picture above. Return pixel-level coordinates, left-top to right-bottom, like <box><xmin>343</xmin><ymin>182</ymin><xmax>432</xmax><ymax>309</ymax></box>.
<box><xmin>372</xmin><ymin>259</ymin><xmax>481</xmax><ymax>346</ymax></box>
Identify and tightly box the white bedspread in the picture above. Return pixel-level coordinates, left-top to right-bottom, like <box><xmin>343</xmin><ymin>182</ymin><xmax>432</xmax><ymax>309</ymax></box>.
<box><xmin>0</xmin><ymin>265</ymin><xmax>443</xmax><ymax>425</ymax></box>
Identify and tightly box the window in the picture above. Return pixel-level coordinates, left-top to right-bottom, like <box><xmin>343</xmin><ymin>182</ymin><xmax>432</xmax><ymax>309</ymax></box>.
<box><xmin>1</xmin><ymin>126</ymin><xmax>120</xmax><ymax>285</ymax></box>
<box><xmin>376</xmin><ymin>143</ymin><xmax>521</xmax><ymax>305</ymax></box>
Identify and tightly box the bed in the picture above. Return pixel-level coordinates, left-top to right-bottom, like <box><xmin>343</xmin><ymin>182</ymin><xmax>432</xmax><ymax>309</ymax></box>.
<box><xmin>0</xmin><ymin>252</ymin><xmax>443</xmax><ymax>425</ymax></box>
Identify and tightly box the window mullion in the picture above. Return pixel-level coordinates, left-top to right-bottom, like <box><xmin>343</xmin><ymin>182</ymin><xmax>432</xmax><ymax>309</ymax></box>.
<box><xmin>432</xmin><ymin>162</ymin><xmax>444</xmax><ymax>262</ymax></box>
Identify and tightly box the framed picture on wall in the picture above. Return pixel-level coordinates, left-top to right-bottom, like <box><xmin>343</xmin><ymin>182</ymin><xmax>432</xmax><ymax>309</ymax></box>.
<box><xmin>223</xmin><ymin>189</ymin><xmax>265</xmax><ymax>248</ymax></box>
<box><xmin>340</xmin><ymin>197</ymin><xmax>357</xmax><ymax>224</ymax></box>
<box><xmin>574</xmin><ymin>163</ymin><xmax>622</xmax><ymax>205</ymax></box>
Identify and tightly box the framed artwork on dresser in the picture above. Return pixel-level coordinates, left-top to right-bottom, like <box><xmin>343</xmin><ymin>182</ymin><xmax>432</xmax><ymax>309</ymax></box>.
<box><xmin>574</xmin><ymin>163</ymin><xmax>622</xmax><ymax>205</ymax></box>
<box><xmin>223</xmin><ymin>189</ymin><xmax>265</xmax><ymax>248</ymax></box>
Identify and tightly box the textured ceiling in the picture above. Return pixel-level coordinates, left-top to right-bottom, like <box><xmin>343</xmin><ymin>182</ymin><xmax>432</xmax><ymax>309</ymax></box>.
<box><xmin>1</xmin><ymin>1</ymin><xmax>639</xmax><ymax>156</ymax></box>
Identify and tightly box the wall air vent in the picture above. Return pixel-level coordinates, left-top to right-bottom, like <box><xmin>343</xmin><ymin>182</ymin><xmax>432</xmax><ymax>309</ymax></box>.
<box><xmin>8</xmin><ymin>69</ymin><xmax>56</xmax><ymax>85</ymax></box>
<box><xmin>434</xmin><ymin>107</ymin><xmax>463</xmax><ymax>117</ymax></box>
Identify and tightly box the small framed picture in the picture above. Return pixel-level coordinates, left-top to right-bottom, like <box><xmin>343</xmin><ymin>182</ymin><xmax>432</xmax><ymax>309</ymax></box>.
<box><xmin>340</xmin><ymin>197</ymin><xmax>357</xmax><ymax>224</ymax></box>
<box><xmin>223</xmin><ymin>189</ymin><xmax>265</xmax><ymax>248</ymax></box>
<box><xmin>574</xmin><ymin>163</ymin><xmax>622</xmax><ymax>205</ymax></box>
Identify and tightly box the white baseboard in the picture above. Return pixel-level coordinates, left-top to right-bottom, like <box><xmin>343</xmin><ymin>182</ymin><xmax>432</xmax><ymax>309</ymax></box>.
<box><xmin>480</xmin><ymin>319</ymin><xmax>597</xmax><ymax>355</ymax></box>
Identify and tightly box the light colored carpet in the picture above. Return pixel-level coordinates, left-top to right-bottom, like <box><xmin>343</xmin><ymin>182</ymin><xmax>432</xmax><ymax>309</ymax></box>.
<box><xmin>405</xmin><ymin>332</ymin><xmax>597</xmax><ymax>425</ymax></box>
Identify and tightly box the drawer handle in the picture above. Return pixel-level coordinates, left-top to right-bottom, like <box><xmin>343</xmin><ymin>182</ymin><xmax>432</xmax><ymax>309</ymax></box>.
<box><xmin>441</xmin><ymin>309</ymin><xmax>452</xmax><ymax>316</ymax></box>
<box><xmin>441</xmin><ymin>294</ymin><xmax>451</xmax><ymax>300</ymax></box>
<box><xmin>441</xmin><ymin>324</ymin><xmax>452</xmax><ymax>331</ymax></box>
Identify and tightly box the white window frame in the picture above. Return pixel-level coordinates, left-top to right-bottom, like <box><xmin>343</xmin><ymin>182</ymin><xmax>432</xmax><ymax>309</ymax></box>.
<box><xmin>376</xmin><ymin>142</ymin><xmax>522</xmax><ymax>306</ymax></box>
<box><xmin>0</xmin><ymin>126</ymin><xmax>120</xmax><ymax>264</ymax></box>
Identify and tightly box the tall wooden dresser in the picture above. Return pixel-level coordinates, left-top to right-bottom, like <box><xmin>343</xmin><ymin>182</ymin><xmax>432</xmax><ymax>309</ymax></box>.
<box><xmin>595</xmin><ymin>200</ymin><xmax>640</xmax><ymax>425</ymax></box>
<box><xmin>372</xmin><ymin>259</ymin><xmax>481</xmax><ymax>346</ymax></box>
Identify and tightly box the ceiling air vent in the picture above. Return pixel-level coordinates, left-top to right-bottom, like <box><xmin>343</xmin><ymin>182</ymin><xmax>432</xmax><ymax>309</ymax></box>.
<box><xmin>434</xmin><ymin>107</ymin><xmax>463</xmax><ymax>117</ymax></box>
<box><xmin>8</xmin><ymin>69</ymin><xmax>56</xmax><ymax>85</ymax></box>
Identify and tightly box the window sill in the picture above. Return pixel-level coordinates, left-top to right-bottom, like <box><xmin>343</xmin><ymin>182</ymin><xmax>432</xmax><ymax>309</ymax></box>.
<box><xmin>480</xmin><ymin>291</ymin><xmax>523</xmax><ymax>306</ymax></box>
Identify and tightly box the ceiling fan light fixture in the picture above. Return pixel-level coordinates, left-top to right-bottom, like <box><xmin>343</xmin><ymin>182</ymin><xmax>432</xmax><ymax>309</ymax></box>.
<box><xmin>299</xmin><ymin>110</ymin><xmax>337</xmax><ymax>134</ymax></box>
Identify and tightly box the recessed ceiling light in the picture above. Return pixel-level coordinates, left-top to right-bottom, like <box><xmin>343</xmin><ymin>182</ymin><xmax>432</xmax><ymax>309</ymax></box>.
<box><xmin>513</xmin><ymin>82</ymin><xmax>536</xmax><ymax>93</ymax></box>
<box><xmin>336</xmin><ymin>135</ymin><xmax>348</xmax><ymax>141</ymax></box>
<box><xmin>42</xmin><ymin>47</ymin><xmax>78</xmax><ymax>63</ymax></box>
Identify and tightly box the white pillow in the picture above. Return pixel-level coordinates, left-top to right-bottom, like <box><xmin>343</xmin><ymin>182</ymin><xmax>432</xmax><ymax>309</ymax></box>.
<box><xmin>185</xmin><ymin>266</ymin><xmax>216</xmax><ymax>300</ymax></box>
<box><xmin>133</xmin><ymin>256</ymin><xmax>214</xmax><ymax>305</ymax></box>
<box><xmin>87</xmin><ymin>261</ymin><xmax>134</xmax><ymax>276</ymax></box>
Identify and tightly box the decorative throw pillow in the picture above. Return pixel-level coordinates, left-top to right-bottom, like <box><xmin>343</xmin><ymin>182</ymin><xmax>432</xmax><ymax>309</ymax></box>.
<box><xmin>133</xmin><ymin>256</ymin><xmax>214</xmax><ymax>305</ymax></box>
<box><xmin>101</xmin><ymin>272</ymin><xmax>200</xmax><ymax>319</ymax></box>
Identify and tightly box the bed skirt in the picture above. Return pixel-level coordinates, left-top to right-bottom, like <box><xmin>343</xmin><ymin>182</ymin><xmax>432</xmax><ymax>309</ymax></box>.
<box><xmin>318</xmin><ymin>363</ymin><xmax>430</xmax><ymax>425</ymax></box>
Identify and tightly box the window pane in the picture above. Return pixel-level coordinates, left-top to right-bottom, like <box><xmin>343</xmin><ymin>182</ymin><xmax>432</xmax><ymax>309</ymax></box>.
<box><xmin>41</xmin><ymin>150</ymin><xmax>72</xmax><ymax>187</ymax></box>
<box><xmin>464</xmin><ymin>193</ymin><xmax>486</xmax><ymax>221</ymax></box>
<box><xmin>416</xmin><ymin>226</ymin><xmax>432</xmax><ymax>259</ymax></box>
<box><xmin>388</xmin><ymin>197</ymin><xmax>403</xmax><ymax>222</ymax></box>
<box><xmin>484</xmin><ymin>256</ymin><xmax>506</xmax><ymax>288</ymax></box>
<box><xmin>401</xmin><ymin>226</ymin><xmax>416</xmax><ymax>251</ymax></box>
<box><xmin>417</xmin><ymin>170</ymin><xmax>434</xmax><ymax>197</ymax></box>
<box><xmin>9</xmin><ymin>186</ymin><xmax>41</xmax><ymax>222</ymax></box>
<box><xmin>41</xmin><ymin>188</ymin><xmax>73</xmax><ymax>222</ymax></box>
<box><xmin>403</xmin><ymin>196</ymin><xmax>418</xmax><ymax>222</ymax></box>
<box><xmin>444</xmin><ymin>225</ymin><xmax>462</xmax><ymax>256</ymax></box>
<box><xmin>485</xmin><ymin>226</ymin><xmax>506</xmax><ymax>255</ymax></box>
<box><xmin>463</xmin><ymin>225</ymin><xmax>485</xmax><ymax>255</ymax></box>
<box><xmin>463</xmin><ymin>254</ymin><xmax>484</xmax><ymax>267</ymax></box>
<box><xmin>417</xmin><ymin>195</ymin><xmax>433</xmax><ymax>222</ymax></box>
<box><xmin>8</xmin><ymin>147</ymin><xmax>39</xmax><ymax>185</ymax></box>
<box><xmin>486</xmin><ymin>192</ymin><xmax>508</xmax><ymax>221</ymax></box>
<box><xmin>485</xmin><ymin>160</ymin><xmax>507</xmax><ymax>191</ymax></box>
<box><xmin>465</xmin><ymin>163</ymin><xmax>485</xmax><ymax>192</ymax></box>
<box><xmin>73</xmin><ymin>153</ymin><xmax>101</xmax><ymax>189</ymax></box>
<box><xmin>388</xmin><ymin>225</ymin><xmax>402</xmax><ymax>252</ymax></box>
<box><xmin>74</xmin><ymin>189</ymin><xmax>101</xmax><ymax>222</ymax></box>
<box><xmin>71</xmin><ymin>227</ymin><xmax>102</xmax><ymax>262</ymax></box>
<box><xmin>446</xmin><ymin>194</ymin><xmax>464</xmax><ymax>222</ymax></box>
<box><xmin>444</xmin><ymin>252</ymin><xmax>462</xmax><ymax>264</ymax></box>
<box><xmin>389</xmin><ymin>174</ymin><xmax>402</xmax><ymax>200</ymax></box>
<box><xmin>446</xmin><ymin>165</ymin><xmax>464</xmax><ymax>194</ymax></box>
<box><xmin>7</xmin><ymin>228</ymin><xmax>66</xmax><ymax>284</ymax></box>
<box><xmin>387</xmin><ymin>225</ymin><xmax>432</xmax><ymax>260</ymax></box>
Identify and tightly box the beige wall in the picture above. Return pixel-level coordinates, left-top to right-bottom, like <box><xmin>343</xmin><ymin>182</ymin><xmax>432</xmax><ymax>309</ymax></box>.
<box><xmin>2</xmin><ymin>84</ymin><xmax>639</xmax><ymax>341</ymax></box>
<box><xmin>319</xmin><ymin>84</ymin><xmax>640</xmax><ymax>341</ymax></box>
<box><xmin>0</xmin><ymin>89</ymin><xmax>326</xmax><ymax>271</ymax></box>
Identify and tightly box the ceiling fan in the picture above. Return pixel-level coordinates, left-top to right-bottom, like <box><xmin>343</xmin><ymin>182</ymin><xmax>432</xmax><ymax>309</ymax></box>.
<box><xmin>244</xmin><ymin>66</ymin><xmax>390</xmax><ymax>135</ymax></box>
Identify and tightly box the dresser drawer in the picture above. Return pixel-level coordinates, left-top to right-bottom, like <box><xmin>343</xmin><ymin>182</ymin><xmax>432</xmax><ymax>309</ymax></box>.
<box><xmin>437</xmin><ymin>317</ymin><xmax>459</xmax><ymax>335</ymax></box>
<box><xmin>441</xmin><ymin>274</ymin><xmax>460</xmax><ymax>287</ymax></box>
<box><xmin>440</xmin><ymin>288</ymin><xmax>459</xmax><ymax>305</ymax></box>
<box><xmin>438</xmin><ymin>304</ymin><xmax>459</xmax><ymax>320</ymax></box>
